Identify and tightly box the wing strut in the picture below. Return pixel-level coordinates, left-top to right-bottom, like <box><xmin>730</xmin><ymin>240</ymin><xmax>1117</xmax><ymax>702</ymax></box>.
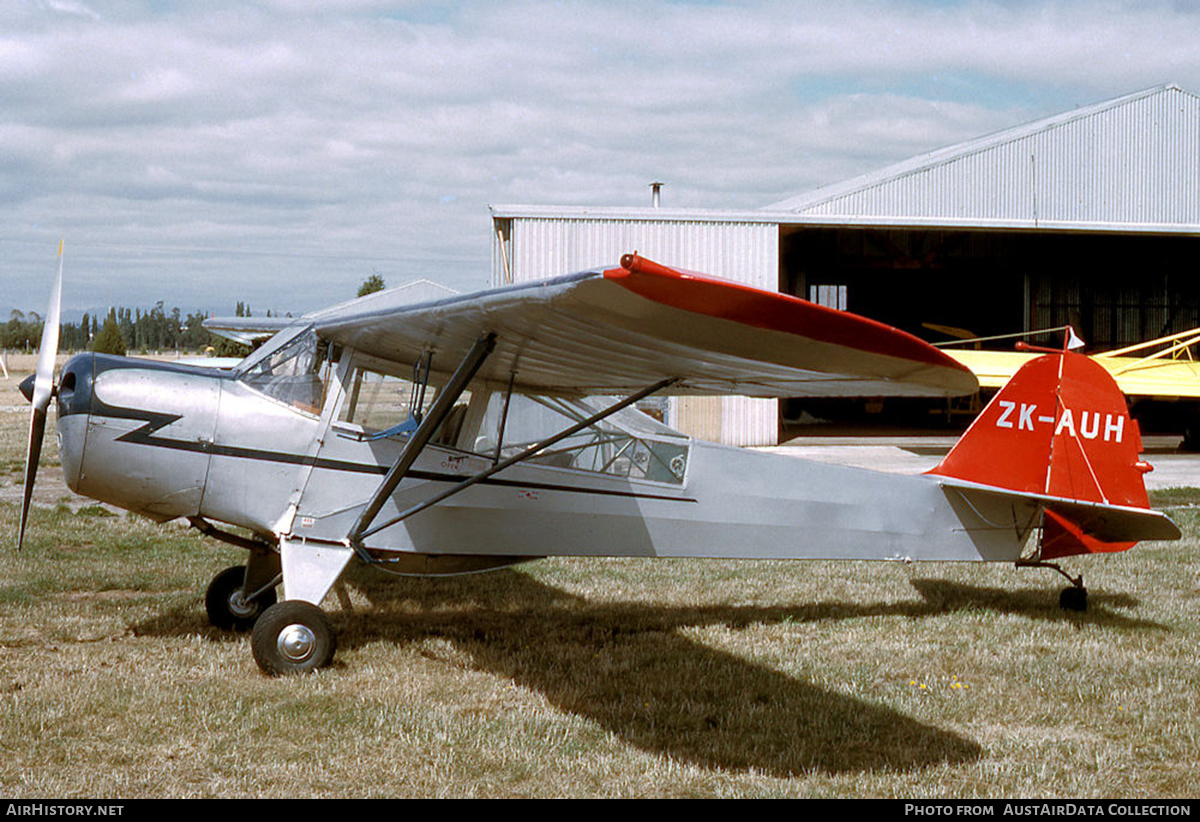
<box><xmin>356</xmin><ymin>376</ymin><xmax>679</xmax><ymax>542</ymax></box>
<box><xmin>346</xmin><ymin>332</ymin><xmax>497</xmax><ymax>548</ymax></box>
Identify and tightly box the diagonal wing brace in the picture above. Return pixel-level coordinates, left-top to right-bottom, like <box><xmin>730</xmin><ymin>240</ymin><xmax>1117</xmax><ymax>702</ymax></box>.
<box><xmin>346</xmin><ymin>332</ymin><xmax>496</xmax><ymax>549</ymax></box>
<box><xmin>356</xmin><ymin>375</ymin><xmax>680</xmax><ymax>542</ymax></box>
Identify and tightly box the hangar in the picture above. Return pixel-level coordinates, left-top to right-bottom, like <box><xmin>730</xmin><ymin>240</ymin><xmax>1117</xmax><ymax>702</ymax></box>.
<box><xmin>490</xmin><ymin>84</ymin><xmax>1200</xmax><ymax>445</ymax></box>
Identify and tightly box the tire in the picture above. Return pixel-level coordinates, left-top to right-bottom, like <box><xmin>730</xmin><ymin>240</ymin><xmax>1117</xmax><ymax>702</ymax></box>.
<box><xmin>205</xmin><ymin>565</ymin><xmax>277</xmax><ymax>632</ymax></box>
<box><xmin>251</xmin><ymin>601</ymin><xmax>337</xmax><ymax>676</ymax></box>
<box><xmin>1059</xmin><ymin>586</ymin><xmax>1088</xmax><ymax>612</ymax></box>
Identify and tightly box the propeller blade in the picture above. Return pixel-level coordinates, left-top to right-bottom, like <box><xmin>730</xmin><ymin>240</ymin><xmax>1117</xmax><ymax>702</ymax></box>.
<box><xmin>17</xmin><ymin>241</ymin><xmax>64</xmax><ymax>551</ymax></box>
<box><xmin>18</xmin><ymin>409</ymin><xmax>48</xmax><ymax>552</ymax></box>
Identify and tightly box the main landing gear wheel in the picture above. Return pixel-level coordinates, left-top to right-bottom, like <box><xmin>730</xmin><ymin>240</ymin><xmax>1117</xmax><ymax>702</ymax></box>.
<box><xmin>205</xmin><ymin>565</ymin><xmax>277</xmax><ymax>632</ymax></box>
<box><xmin>251</xmin><ymin>601</ymin><xmax>337</xmax><ymax>676</ymax></box>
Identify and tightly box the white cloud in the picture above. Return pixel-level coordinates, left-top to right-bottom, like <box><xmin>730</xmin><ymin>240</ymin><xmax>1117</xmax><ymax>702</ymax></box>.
<box><xmin>41</xmin><ymin>1</ymin><xmax>100</xmax><ymax>21</ymax></box>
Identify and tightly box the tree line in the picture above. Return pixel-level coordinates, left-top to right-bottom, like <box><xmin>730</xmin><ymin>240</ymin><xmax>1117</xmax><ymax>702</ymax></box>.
<box><xmin>4</xmin><ymin>274</ymin><xmax>384</xmax><ymax>357</ymax></box>
<box><xmin>2</xmin><ymin>301</ymin><xmax>258</xmax><ymax>358</ymax></box>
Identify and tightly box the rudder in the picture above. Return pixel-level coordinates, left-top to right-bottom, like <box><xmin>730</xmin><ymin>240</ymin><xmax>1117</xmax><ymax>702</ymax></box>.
<box><xmin>928</xmin><ymin>349</ymin><xmax>1158</xmax><ymax>558</ymax></box>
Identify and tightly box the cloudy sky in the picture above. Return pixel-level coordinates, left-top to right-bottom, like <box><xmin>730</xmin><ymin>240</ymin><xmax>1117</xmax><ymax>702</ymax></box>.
<box><xmin>3</xmin><ymin>0</ymin><xmax>1200</xmax><ymax>317</ymax></box>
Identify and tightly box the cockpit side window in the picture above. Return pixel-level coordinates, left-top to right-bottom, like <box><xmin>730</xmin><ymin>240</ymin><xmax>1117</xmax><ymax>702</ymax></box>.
<box><xmin>335</xmin><ymin>361</ymin><xmax>472</xmax><ymax>447</ymax></box>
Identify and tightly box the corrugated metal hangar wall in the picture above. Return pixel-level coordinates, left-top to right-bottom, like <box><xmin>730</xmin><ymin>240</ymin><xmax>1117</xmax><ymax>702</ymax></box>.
<box><xmin>490</xmin><ymin>210</ymin><xmax>781</xmax><ymax>445</ymax></box>
<box><xmin>492</xmin><ymin>85</ymin><xmax>1200</xmax><ymax>446</ymax></box>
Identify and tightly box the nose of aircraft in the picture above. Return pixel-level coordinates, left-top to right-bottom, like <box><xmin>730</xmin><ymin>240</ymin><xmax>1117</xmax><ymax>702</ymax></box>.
<box><xmin>52</xmin><ymin>354</ymin><xmax>224</xmax><ymax>521</ymax></box>
<box><xmin>55</xmin><ymin>353</ymin><xmax>92</xmax><ymax>417</ymax></box>
<box><xmin>18</xmin><ymin>373</ymin><xmax>35</xmax><ymax>403</ymax></box>
<box><xmin>54</xmin><ymin>353</ymin><xmax>95</xmax><ymax>494</ymax></box>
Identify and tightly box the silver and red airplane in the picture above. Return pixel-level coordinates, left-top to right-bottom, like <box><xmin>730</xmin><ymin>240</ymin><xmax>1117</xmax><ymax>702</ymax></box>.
<box><xmin>17</xmin><ymin>245</ymin><xmax>1181</xmax><ymax>675</ymax></box>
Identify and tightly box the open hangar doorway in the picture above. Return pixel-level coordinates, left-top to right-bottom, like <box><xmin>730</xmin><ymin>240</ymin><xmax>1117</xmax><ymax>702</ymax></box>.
<box><xmin>776</xmin><ymin>224</ymin><xmax>1200</xmax><ymax>439</ymax></box>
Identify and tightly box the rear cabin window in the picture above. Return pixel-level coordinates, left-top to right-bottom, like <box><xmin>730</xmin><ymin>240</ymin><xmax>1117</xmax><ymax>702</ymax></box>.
<box><xmin>475</xmin><ymin>394</ymin><xmax>690</xmax><ymax>485</ymax></box>
<box><xmin>314</xmin><ymin>353</ymin><xmax>690</xmax><ymax>486</ymax></box>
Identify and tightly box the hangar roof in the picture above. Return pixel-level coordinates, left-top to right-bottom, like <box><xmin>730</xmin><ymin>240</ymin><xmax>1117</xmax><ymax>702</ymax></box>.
<box><xmin>766</xmin><ymin>84</ymin><xmax>1200</xmax><ymax>232</ymax></box>
<box><xmin>494</xmin><ymin>85</ymin><xmax>1200</xmax><ymax>236</ymax></box>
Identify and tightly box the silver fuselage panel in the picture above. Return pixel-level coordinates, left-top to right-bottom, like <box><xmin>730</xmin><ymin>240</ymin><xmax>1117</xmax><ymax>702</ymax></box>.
<box><xmin>53</xmin><ymin>336</ymin><xmax>1037</xmax><ymax>572</ymax></box>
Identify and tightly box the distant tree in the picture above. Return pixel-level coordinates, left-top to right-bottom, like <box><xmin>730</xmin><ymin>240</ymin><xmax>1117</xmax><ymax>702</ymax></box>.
<box><xmin>92</xmin><ymin>310</ymin><xmax>126</xmax><ymax>356</ymax></box>
<box><xmin>357</xmin><ymin>273</ymin><xmax>386</xmax><ymax>297</ymax></box>
<box><xmin>180</xmin><ymin>310</ymin><xmax>210</xmax><ymax>351</ymax></box>
<box><xmin>213</xmin><ymin>336</ymin><xmax>251</xmax><ymax>359</ymax></box>
<box><xmin>116</xmin><ymin>307</ymin><xmax>134</xmax><ymax>351</ymax></box>
<box><xmin>2</xmin><ymin>310</ymin><xmax>39</xmax><ymax>351</ymax></box>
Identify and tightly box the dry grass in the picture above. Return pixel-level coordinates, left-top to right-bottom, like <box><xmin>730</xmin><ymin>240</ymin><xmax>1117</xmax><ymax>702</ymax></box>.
<box><xmin>0</xmin><ymin>405</ymin><xmax>1198</xmax><ymax>798</ymax></box>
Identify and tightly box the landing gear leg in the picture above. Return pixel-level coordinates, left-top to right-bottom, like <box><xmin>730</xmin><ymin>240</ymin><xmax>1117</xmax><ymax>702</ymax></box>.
<box><xmin>245</xmin><ymin>538</ymin><xmax>352</xmax><ymax>674</ymax></box>
<box><xmin>192</xmin><ymin>520</ymin><xmax>282</xmax><ymax>630</ymax></box>
<box><xmin>1018</xmin><ymin>560</ymin><xmax>1087</xmax><ymax>612</ymax></box>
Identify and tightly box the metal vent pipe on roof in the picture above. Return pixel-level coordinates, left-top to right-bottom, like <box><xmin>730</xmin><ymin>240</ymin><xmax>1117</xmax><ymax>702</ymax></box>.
<box><xmin>650</xmin><ymin>182</ymin><xmax>663</xmax><ymax>208</ymax></box>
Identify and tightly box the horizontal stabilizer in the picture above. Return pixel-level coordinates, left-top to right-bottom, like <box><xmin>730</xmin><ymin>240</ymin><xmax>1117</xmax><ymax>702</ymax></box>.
<box><xmin>937</xmin><ymin>476</ymin><xmax>1182</xmax><ymax>545</ymax></box>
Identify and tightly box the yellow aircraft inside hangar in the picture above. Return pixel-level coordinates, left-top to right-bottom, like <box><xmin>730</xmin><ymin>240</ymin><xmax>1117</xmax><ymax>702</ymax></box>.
<box><xmin>937</xmin><ymin>326</ymin><xmax>1200</xmax><ymax>448</ymax></box>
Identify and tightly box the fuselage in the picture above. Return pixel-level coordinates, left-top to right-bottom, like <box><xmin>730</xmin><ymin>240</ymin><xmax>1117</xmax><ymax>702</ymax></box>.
<box><xmin>53</xmin><ymin>343</ymin><xmax>1038</xmax><ymax>566</ymax></box>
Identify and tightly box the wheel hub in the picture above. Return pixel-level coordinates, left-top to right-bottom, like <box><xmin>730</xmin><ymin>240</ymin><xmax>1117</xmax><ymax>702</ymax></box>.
<box><xmin>227</xmin><ymin>590</ymin><xmax>256</xmax><ymax>619</ymax></box>
<box><xmin>277</xmin><ymin>623</ymin><xmax>317</xmax><ymax>663</ymax></box>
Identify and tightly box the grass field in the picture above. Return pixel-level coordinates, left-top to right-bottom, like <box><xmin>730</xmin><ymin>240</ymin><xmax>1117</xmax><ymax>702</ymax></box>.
<box><xmin>0</xmin><ymin>406</ymin><xmax>1198</xmax><ymax>798</ymax></box>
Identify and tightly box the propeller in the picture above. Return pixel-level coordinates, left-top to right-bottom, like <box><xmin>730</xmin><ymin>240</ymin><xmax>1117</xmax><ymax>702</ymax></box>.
<box><xmin>17</xmin><ymin>241</ymin><xmax>64</xmax><ymax>551</ymax></box>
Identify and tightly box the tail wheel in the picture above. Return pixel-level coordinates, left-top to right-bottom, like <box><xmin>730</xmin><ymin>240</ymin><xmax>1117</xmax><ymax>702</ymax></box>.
<box><xmin>1016</xmin><ymin>560</ymin><xmax>1088</xmax><ymax>612</ymax></box>
<box><xmin>205</xmin><ymin>565</ymin><xmax>276</xmax><ymax>632</ymax></box>
<box><xmin>251</xmin><ymin>601</ymin><xmax>337</xmax><ymax>676</ymax></box>
<box><xmin>1059</xmin><ymin>586</ymin><xmax>1088</xmax><ymax>612</ymax></box>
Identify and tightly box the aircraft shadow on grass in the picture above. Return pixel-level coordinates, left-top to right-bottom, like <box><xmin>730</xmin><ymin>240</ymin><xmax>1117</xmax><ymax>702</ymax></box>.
<box><xmin>130</xmin><ymin>564</ymin><xmax>1178</xmax><ymax>777</ymax></box>
<box><xmin>130</xmin><ymin>564</ymin><xmax>1149</xmax><ymax>777</ymax></box>
<box><xmin>906</xmin><ymin>578</ymin><xmax>1163</xmax><ymax>630</ymax></box>
<box><xmin>327</xmin><ymin>571</ymin><xmax>981</xmax><ymax>777</ymax></box>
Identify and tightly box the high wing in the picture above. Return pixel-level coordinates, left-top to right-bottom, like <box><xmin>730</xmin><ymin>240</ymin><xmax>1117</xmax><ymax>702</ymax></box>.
<box><xmin>204</xmin><ymin>278</ymin><xmax>464</xmax><ymax>347</ymax></box>
<box><xmin>203</xmin><ymin>316</ymin><xmax>298</xmax><ymax>346</ymax></box>
<box><xmin>308</xmin><ymin>254</ymin><xmax>978</xmax><ymax>398</ymax></box>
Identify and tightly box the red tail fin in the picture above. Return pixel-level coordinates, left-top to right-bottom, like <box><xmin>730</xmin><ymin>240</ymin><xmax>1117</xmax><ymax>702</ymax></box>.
<box><xmin>929</xmin><ymin>351</ymin><xmax>1155</xmax><ymax>557</ymax></box>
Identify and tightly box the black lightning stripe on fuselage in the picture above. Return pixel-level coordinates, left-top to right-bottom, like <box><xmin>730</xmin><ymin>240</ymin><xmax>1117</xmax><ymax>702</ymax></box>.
<box><xmin>96</xmin><ymin>401</ymin><xmax>695</xmax><ymax>504</ymax></box>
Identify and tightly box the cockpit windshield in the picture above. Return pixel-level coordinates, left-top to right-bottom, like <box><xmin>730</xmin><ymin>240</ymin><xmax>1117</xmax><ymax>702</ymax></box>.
<box><xmin>236</xmin><ymin>326</ymin><xmax>330</xmax><ymax>414</ymax></box>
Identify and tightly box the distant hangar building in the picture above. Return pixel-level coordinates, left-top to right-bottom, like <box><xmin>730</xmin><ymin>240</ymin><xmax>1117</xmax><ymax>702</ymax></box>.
<box><xmin>490</xmin><ymin>84</ymin><xmax>1200</xmax><ymax>446</ymax></box>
